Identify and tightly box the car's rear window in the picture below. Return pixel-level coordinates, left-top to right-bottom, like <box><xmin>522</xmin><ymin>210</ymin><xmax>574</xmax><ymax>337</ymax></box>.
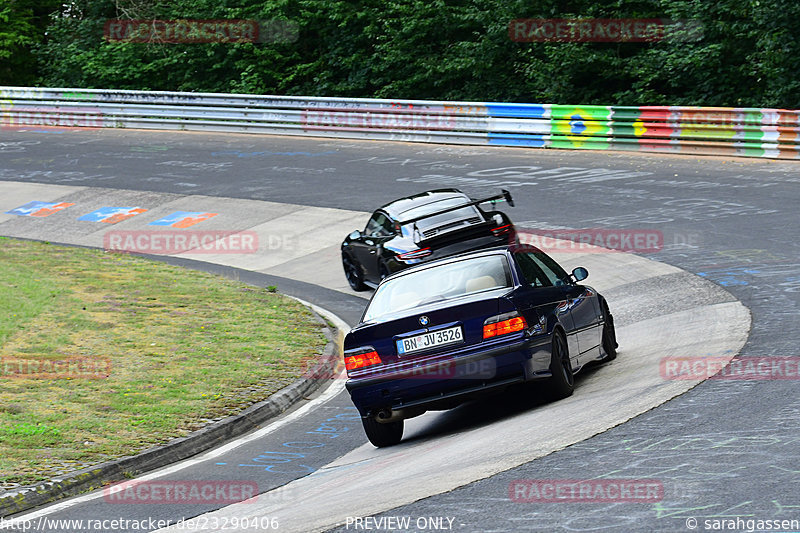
<box><xmin>363</xmin><ymin>254</ymin><xmax>512</xmax><ymax>322</ymax></box>
<box><xmin>397</xmin><ymin>198</ymin><xmax>481</xmax><ymax>232</ymax></box>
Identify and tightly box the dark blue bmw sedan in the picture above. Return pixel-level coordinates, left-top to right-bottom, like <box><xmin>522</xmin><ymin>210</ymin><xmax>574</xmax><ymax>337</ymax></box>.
<box><xmin>343</xmin><ymin>245</ymin><xmax>617</xmax><ymax>447</ymax></box>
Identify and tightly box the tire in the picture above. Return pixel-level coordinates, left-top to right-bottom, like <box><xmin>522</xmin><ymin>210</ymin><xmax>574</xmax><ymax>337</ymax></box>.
<box><xmin>362</xmin><ymin>416</ymin><xmax>404</xmax><ymax>447</ymax></box>
<box><xmin>342</xmin><ymin>251</ymin><xmax>367</xmax><ymax>291</ymax></box>
<box><xmin>547</xmin><ymin>330</ymin><xmax>574</xmax><ymax>400</ymax></box>
<box><xmin>601</xmin><ymin>299</ymin><xmax>618</xmax><ymax>361</ymax></box>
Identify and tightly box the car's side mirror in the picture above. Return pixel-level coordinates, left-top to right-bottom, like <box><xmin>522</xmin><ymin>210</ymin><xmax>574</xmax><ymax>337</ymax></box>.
<box><xmin>571</xmin><ymin>267</ymin><xmax>589</xmax><ymax>282</ymax></box>
<box><xmin>349</xmin><ymin>230</ymin><xmax>362</xmax><ymax>240</ymax></box>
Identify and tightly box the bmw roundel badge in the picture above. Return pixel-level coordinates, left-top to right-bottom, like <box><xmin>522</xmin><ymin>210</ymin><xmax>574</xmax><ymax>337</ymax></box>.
<box><xmin>419</xmin><ymin>316</ymin><xmax>430</xmax><ymax>326</ymax></box>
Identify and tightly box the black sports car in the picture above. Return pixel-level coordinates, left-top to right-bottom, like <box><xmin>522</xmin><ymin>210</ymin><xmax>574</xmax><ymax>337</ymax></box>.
<box><xmin>341</xmin><ymin>189</ymin><xmax>516</xmax><ymax>291</ymax></box>
<box><xmin>343</xmin><ymin>245</ymin><xmax>618</xmax><ymax>447</ymax></box>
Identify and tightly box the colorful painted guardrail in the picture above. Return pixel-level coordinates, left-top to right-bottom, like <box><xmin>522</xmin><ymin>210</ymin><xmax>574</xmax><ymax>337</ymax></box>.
<box><xmin>1</xmin><ymin>87</ymin><xmax>798</xmax><ymax>159</ymax></box>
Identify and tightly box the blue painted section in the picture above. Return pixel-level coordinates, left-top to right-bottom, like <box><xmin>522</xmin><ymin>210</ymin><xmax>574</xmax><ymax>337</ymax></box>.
<box><xmin>486</xmin><ymin>103</ymin><xmax>548</xmax><ymax>118</ymax></box>
<box><xmin>6</xmin><ymin>201</ymin><xmax>56</xmax><ymax>216</ymax></box>
<box><xmin>78</xmin><ymin>207</ymin><xmax>139</xmax><ymax>222</ymax></box>
<box><xmin>569</xmin><ymin>114</ymin><xmax>587</xmax><ymax>135</ymax></box>
<box><xmin>697</xmin><ymin>268</ymin><xmax>760</xmax><ymax>287</ymax></box>
<box><xmin>148</xmin><ymin>211</ymin><xmax>204</xmax><ymax>226</ymax></box>
<box><xmin>488</xmin><ymin>133</ymin><xmax>547</xmax><ymax>147</ymax></box>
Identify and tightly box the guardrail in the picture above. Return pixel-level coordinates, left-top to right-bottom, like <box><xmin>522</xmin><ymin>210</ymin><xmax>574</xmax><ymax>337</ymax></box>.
<box><xmin>2</xmin><ymin>86</ymin><xmax>799</xmax><ymax>159</ymax></box>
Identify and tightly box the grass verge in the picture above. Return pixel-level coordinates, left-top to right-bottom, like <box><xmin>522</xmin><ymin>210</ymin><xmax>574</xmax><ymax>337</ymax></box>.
<box><xmin>0</xmin><ymin>237</ymin><xmax>327</xmax><ymax>487</ymax></box>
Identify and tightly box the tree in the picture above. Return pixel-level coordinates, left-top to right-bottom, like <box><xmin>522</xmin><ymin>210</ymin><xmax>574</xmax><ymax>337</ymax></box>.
<box><xmin>0</xmin><ymin>0</ymin><xmax>61</xmax><ymax>85</ymax></box>
<box><xmin>29</xmin><ymin>0</ymin><xmax>800</xmax><ymax>108</ymax></box>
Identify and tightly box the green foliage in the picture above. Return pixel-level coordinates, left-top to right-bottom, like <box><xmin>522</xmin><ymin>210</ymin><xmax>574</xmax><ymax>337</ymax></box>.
<box><xmin>9</xmin><ymin>0</ymin><xmax>800</xmax><ymax>107</ymax></box>
<box><xmin>0</xmin><ymin>0</ymin><xmax>61</xmax><ymax>85</ymax></box>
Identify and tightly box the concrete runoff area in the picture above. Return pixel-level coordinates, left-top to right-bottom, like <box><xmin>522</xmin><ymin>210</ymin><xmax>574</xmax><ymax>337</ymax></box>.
<box><xmin>0</xmin><ymin>181</ymin><xmax>368</xmax><ymax>296</ymax></box>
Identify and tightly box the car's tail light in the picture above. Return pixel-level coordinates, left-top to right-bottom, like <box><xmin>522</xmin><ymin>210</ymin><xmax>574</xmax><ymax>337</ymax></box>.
<box><xmin>344</xmin><ymin>347</ymin><xmax>382</xmax><ymax>373</ymax></box>
<box><xmin>483</xmin><ymin>312</ymin><xmax>527</xmax><ymax>339</ymax></box>
<box><xmin>398</xmin><ymin>247</ymin><xmax>432</xmax><ymax>261</ymax></box>
<box><xmin>491</xmin><ymin>224</ymin><xmax>513</xmax><ymax>237</ymax></box>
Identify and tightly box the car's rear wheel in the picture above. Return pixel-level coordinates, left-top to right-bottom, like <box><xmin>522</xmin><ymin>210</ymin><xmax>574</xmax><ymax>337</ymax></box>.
<box><xmin>547</xmin><ymin>330</ymin><xmax>574</xmax><ymax>400</ymax></box>
<box><xmin>342</xmin><ymin>251</ymin><xmax>367</xmax><ymax>291</ymax></box>
<box><xmin>362</xmin><ymin>416</ymin><xmax>404</xmax><ymax>447</ymax></box>
<box><xmin>601</xmin><ymin>299</ymin><xmax>618</xmax><ymax>361</ymax></box>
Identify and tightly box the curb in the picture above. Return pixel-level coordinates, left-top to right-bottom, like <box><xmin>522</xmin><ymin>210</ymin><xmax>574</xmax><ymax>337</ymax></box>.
<box><xmin>0</xmin><ymin>307</ymin><xmax>342</xmax><ymax>518</ymax></box>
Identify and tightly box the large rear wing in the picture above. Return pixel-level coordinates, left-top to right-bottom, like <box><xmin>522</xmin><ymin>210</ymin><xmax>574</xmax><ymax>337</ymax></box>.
<box><xmin>399</xmin><ymin>189</ymin><xmax>514</xmax><ymax>225</ymax></box>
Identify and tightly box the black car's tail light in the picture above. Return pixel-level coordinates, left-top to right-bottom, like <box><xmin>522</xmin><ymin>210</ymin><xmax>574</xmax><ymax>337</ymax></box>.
<box><xmin>345</xmin><ymin>347</ymin><xmax>383</xmax><ymax>374</ymax></box>
<box><xmin>491</xmin><ymin>224</ymin><xmax>513</xmax><ymax>237</ymax></box>
<box><xmin>398</xmin><ymin>247</ymin><xmax>433</xmax><ymax>261</ymax></box>
<box><xmin>483</xmin><ymin>312</ymin><xmax>527</xmax><ymax>339</ymax></box>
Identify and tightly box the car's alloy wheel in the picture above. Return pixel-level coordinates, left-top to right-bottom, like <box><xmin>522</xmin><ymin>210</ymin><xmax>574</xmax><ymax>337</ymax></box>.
<box><xmin>601</xmin><ymin>300</ymin><xmax>618</xmax><ymax>361</ymax></box>
<box><xmin>362</xmin><ymin>416</ymin><xmax>404</xmax><ymax>447</ymax></box>
<box><xmin>547</xmin><ymin>331</ymin><xmax>574</xmax><ymax>400</ymax></box>
<box><xmin>342</xmin><ymin>251</ymin><xmax>367</xmax><ymax>291</ymax></box>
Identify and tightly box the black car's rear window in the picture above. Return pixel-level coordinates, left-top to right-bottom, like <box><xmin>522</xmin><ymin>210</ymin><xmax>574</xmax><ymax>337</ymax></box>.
<box><xmin>397</xmin><ymin>198</ymin><xmax>481</xmax><ymax>232</ymax></box>
<box><xmin>363</xmin><ymin>254</ymin><xmax>512</xmax><ymax>322</ymax></box>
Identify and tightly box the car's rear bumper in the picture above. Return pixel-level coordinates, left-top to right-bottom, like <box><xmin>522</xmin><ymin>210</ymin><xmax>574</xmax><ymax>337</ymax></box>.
<box><xmin>345</xmin><ymin>335</ymin><xmax>550</xmax><ymax>417</ymax></box>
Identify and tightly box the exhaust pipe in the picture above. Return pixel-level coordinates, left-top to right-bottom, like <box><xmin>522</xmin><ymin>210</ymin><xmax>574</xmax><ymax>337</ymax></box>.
<box><xmin>375</xmin><ymin>407</ymin><xmax>425</xmax><ymax>423</ymax></box>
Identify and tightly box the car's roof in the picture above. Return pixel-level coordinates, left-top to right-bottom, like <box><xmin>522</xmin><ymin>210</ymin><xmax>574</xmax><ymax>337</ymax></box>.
<box><xmin>380</xmin><ymin>188</ymin><xmax>469</xmax><ymax>220</ymax></box>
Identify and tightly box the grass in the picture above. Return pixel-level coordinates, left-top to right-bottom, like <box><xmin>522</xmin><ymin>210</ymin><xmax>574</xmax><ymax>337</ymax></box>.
<box><xmin>0</xmin><ymin>237</ymin><xmax>328</xmax><ymax>486</ymax></box>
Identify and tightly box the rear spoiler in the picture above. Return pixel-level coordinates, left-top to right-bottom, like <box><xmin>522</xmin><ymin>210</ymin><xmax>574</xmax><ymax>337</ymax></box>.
<box><xmin>400</xmin><ymin>189</ymin><xmax>514</xmax><ymax>225</ymax></box>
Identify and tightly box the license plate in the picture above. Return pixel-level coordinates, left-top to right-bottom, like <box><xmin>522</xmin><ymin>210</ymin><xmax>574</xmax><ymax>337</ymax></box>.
<box><xmin>396</xmin><ymin>326</ymin><xmax>464</xmax><ymax>355</ymax></box>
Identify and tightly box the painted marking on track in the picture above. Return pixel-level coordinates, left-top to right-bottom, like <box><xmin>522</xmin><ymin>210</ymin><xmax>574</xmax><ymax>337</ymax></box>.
<box><xmin>78</xmin><ymin>207</ymin><xmax>147</xmax><ymax>224</ymax></box>
<box><xmin>6</xmin><ymin>200</ymin><xmax>75</xmax><ymax>217</ymax></box>
<box><xmin>148</xmin><ymin>211</ymin><xmax>217</xmax><ymax>228</ymax></box>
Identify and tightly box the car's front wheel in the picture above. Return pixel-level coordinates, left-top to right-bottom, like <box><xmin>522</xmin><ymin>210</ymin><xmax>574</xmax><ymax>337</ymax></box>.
<box><xmin>362</xmin><ymin>416</ymin><xmax>404</xmax><ymax>447</ymax></box>
<box><xmin>342</xmin><ymin>251</ymin><xmax>367</xmax><ymax>291</ymax></box>
<box><xmin>547</xmin><ymin>330</ymin><xmax>574</xmax><ymax>400</ymax></box>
